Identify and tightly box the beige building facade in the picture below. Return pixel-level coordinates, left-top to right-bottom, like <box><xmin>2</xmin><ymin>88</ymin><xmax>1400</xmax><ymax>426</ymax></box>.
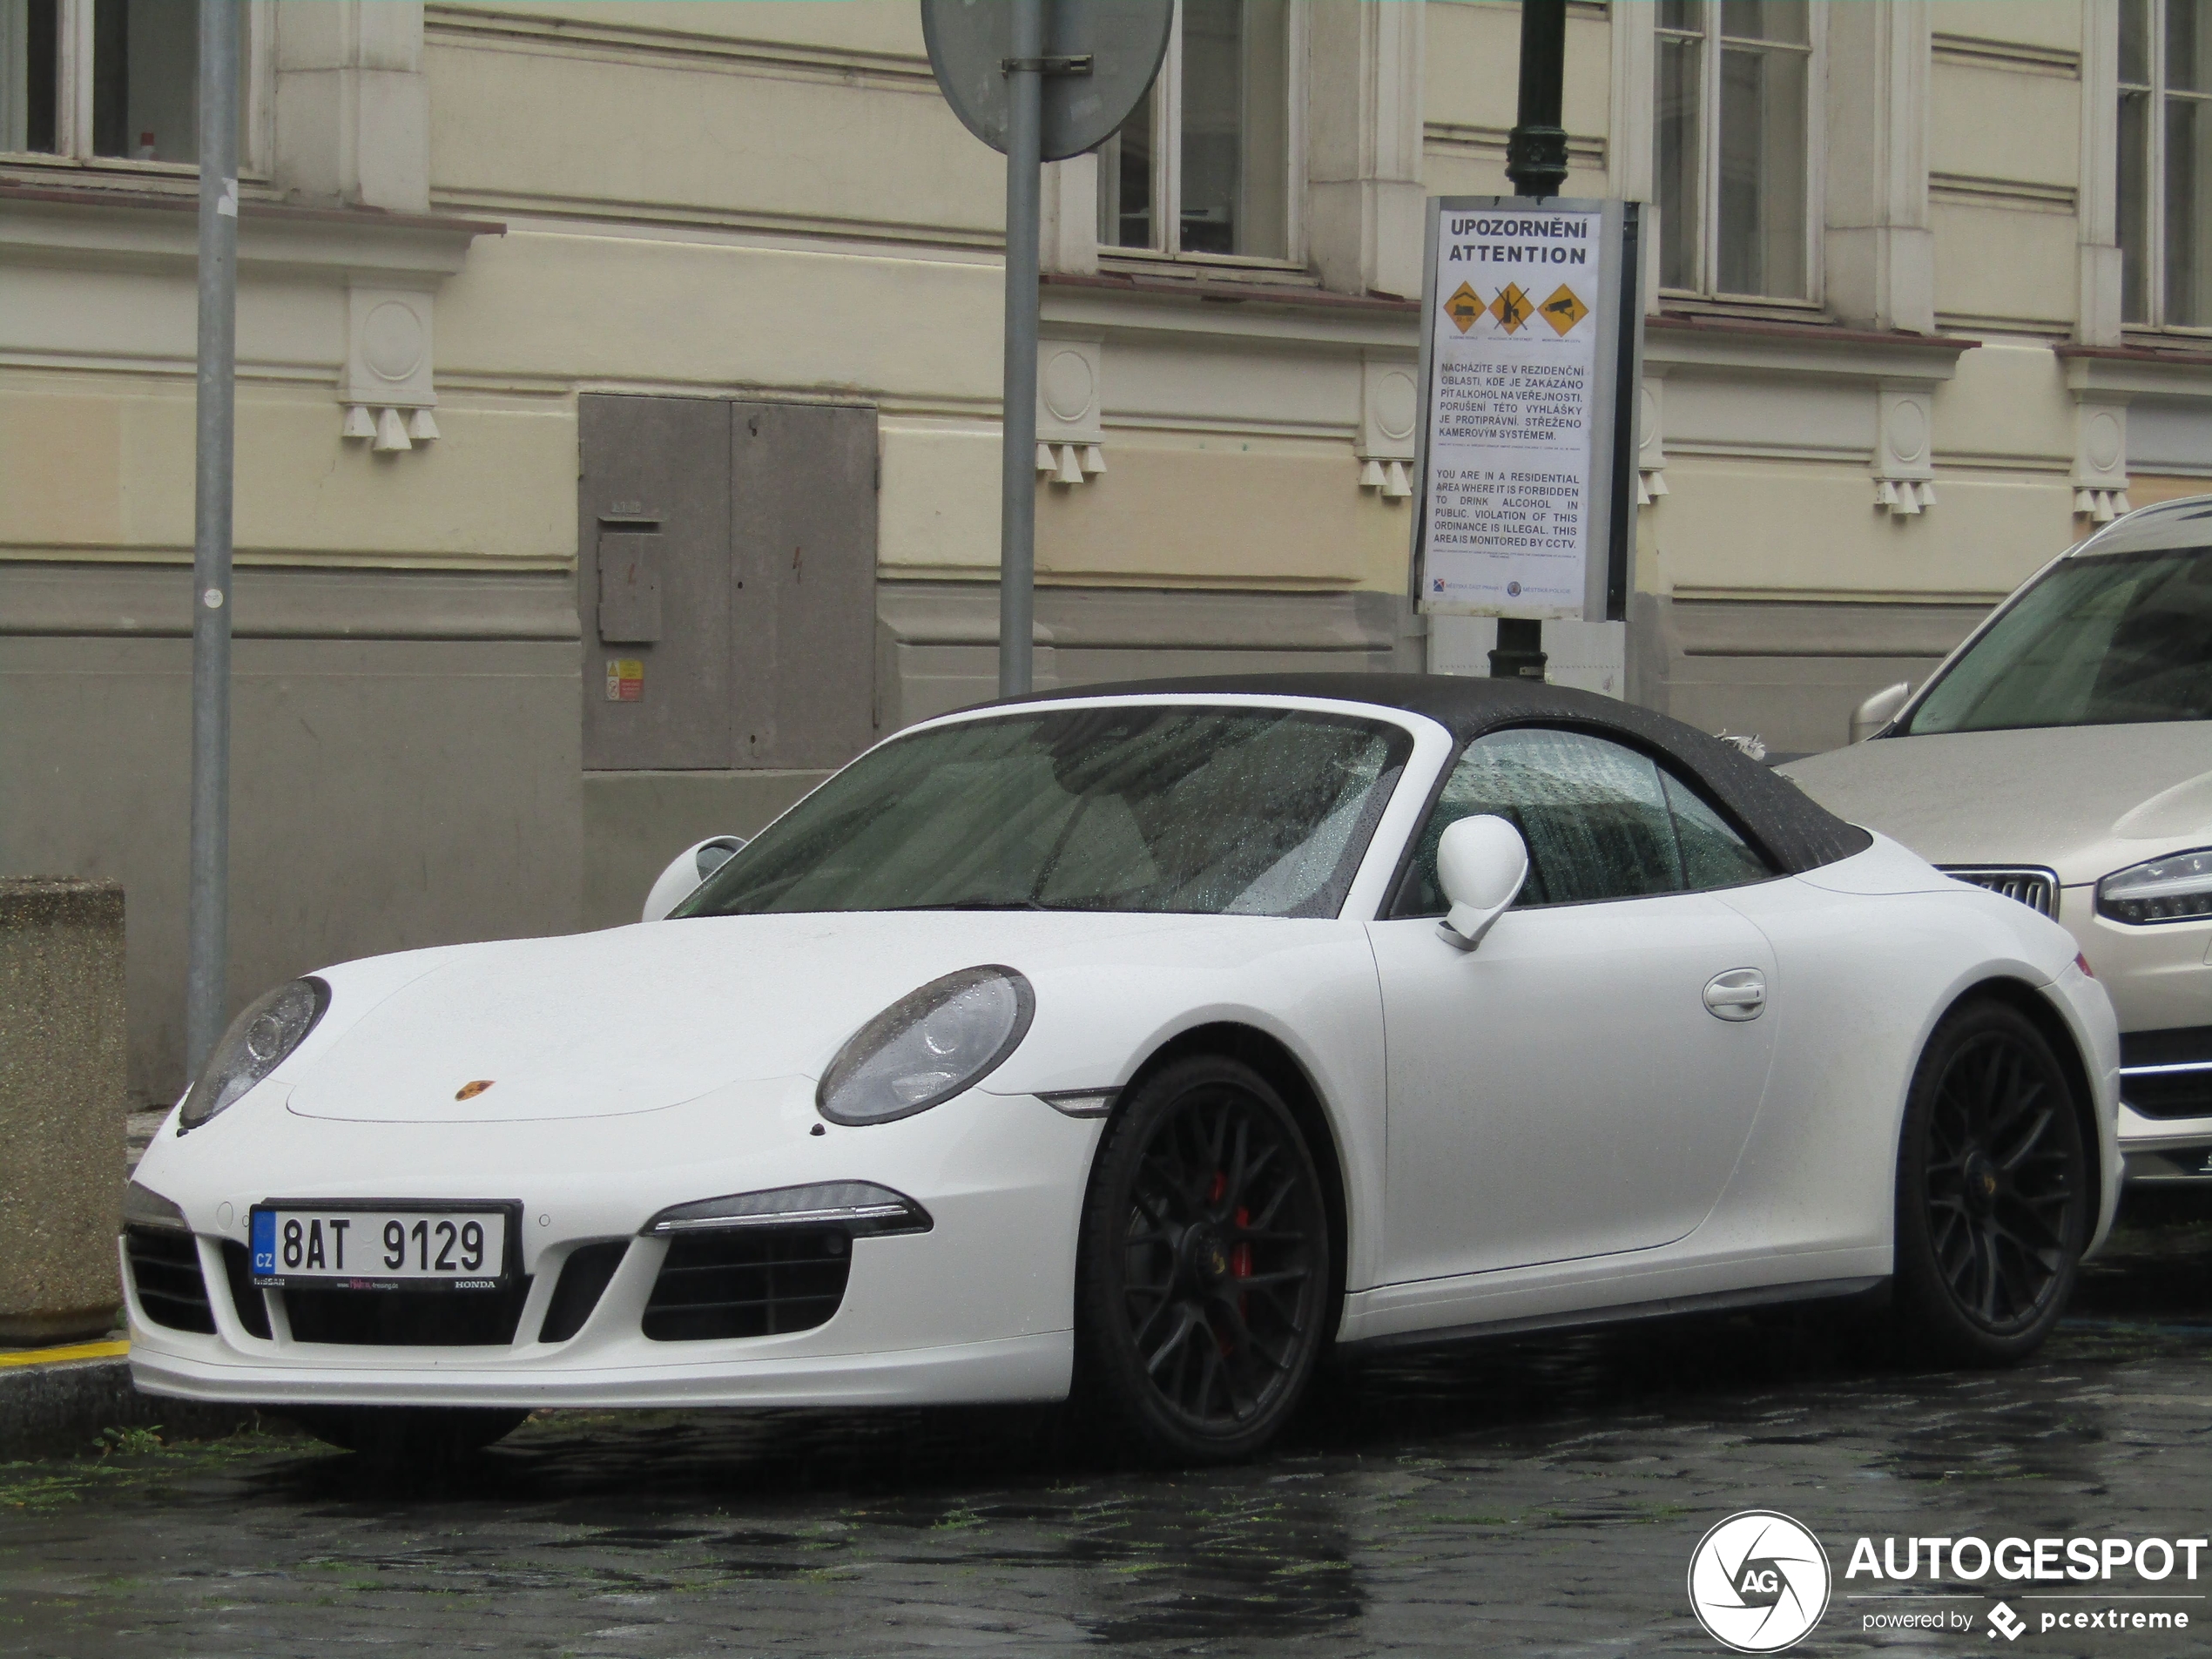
<box><xmin>4</xmin><ymin>0</ymin><xmax>2209</xmax><ymax>1102</ymax></box>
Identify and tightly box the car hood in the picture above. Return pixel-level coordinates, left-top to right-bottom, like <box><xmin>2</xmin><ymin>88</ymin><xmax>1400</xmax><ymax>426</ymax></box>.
<box><xmin>1780</xmin><ymin>723</ymin><xmax>2212</xmax><ymax>886</ymax></box>
<box><xmin>286</xmin><ymin>910</ymin><xmax>1208</xmax><ymax>1125</ymax></box>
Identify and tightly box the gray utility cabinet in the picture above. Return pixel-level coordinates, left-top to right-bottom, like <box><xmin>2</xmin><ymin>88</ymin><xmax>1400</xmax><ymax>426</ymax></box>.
<box><xmin>578</xmin><ymin>395</ymin><xmax>878</xmax><ymax>772</ymax></box>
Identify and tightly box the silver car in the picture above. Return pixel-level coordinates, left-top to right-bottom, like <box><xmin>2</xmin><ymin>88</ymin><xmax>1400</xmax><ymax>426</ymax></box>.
<box><xmin>1783</xmin><ymin>497</ymin><xmax>2211</xmax><ymax>1186</ymax></box>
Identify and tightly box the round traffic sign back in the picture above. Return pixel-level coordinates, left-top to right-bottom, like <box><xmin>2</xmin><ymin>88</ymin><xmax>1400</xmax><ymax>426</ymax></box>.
<box><xmin>921</xmin><ymin>0</ymin><xmax>1173</xmax><ymax>162</ymax></box>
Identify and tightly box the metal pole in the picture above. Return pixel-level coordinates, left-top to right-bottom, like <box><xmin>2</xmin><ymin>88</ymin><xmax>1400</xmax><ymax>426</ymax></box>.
<box><xmin>1492</xmin><ymin>0</ymin><xmax>1567</xmax><ymax>682</ymax></box>
<box><xmin>185</xmin><ymin>0</ymin><xmax>239</xmax><ymax>1077</ymax></box>
<box><xmin>1505</xmin><ymin>0</ymin><xmax>1569</xmax><ymax>200</ymax></box>
<box><xmin>997</xmin><ymin>0</ymin><xmax>1043</xmax><ymax>698</ymax></box>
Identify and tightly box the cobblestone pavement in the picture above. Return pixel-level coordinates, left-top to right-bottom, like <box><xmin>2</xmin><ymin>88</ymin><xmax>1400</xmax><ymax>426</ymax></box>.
<box><xmin>3</xmin><ymin>1203</ymin><xmax>2209</xmax><ymax>1659</ymax></box>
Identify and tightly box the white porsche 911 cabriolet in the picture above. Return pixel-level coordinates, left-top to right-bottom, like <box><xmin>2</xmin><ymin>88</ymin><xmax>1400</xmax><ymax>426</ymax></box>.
<box><xmin>126</xmin><ymin>676</ymin><xmax>2121</xmax><ymax>1464</ymax></box>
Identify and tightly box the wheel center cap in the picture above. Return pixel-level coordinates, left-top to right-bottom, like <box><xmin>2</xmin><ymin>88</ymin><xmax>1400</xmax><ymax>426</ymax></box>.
<box><xmin>1180</xmin><ymin>1223</ymin><xmax>1231</xmax><ymax>1290</ymax></box>
<box><xmin>1963</xmin><ymin>1150</ymin><xmax>2001</xmax><ymax>1213</ymax></box>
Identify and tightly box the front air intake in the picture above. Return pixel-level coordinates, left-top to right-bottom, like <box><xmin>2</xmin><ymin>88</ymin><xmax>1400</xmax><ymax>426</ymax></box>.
<box><xmin>538</xmin><ymin>1241</ymin><xmax>630</xmax><ymax>1344</ymax></box>
<box><xmin>219</xmin><ymin>1241</ymin><xmax>273</xmax><ymax>1339</ymax></box>
<box><xmin>642</xmin><ymin>1228</ymin><xmax>850</xmax><ymax>1342</ymax></box>
<box><xmin>282</xmin><ymin>1280</ymin><xmax>532</xmax><ymax>1346</ymax></box>
<box><xmin>125</xmin><ymin>1226</ymin><xmax>215</xmax><ymax>1334</ymax></box>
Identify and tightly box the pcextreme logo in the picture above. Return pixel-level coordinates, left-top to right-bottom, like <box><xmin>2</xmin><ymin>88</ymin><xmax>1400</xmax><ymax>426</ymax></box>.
<box><xmin>1687</xmin><ymin>1511</ymin><xmax>1833</xmax><ymax>1653</ymax></box>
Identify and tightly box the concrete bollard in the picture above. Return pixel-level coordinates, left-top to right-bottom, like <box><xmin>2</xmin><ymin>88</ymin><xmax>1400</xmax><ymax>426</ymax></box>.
<box><xmin>0</xmin><ymin>879</ymin><xmax>126</xmax><ymax>1345</ymax></box>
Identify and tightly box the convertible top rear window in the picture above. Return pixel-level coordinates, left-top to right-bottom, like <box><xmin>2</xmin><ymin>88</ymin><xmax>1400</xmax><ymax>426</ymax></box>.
<box><xmin>678</xmin><ymin>705</ymin><xmax>1413</xmax><ymax>921</ymax></box>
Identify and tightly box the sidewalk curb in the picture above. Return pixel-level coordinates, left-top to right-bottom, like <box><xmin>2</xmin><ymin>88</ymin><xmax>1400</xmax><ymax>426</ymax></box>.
<box><xmin>0</xmin><ymin>1352</ymin><xmax>253</xmax><ymax>1460</ymax></box>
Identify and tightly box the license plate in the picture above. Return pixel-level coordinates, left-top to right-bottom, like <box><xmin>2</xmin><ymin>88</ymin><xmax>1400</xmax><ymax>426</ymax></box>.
<box><xmin>250</xmin><ymin>1204</ymin><xmax>513</xmax><ymax>1291</ymax></box>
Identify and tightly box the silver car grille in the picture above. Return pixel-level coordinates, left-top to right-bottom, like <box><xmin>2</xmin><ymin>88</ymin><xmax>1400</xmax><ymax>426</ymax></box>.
<box><xmin>1937</xmin><ymin>866</ymin><xmax>2059</xmax><ymax>918</ymax></box>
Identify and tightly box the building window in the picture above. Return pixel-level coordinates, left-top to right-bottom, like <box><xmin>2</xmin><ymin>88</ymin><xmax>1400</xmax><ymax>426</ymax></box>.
<box><xmin>1097</xmin><ymin>0</ymin><xmax>1294</xmax><ymax>262</ymax></box>
<box><xmin>1654</xmin><ymin>0</ymin><xmax>1814</xmax><ymax>300</ymax></box>
<box><xmin>2121</xmin><ymin>0</ymin><xmax>2212</xmax><ymax>327</ymax></box>
<box><xmin>1</xmin><ymin>0</ymin><xmax>253</xmax><ymax>166</ymax></box>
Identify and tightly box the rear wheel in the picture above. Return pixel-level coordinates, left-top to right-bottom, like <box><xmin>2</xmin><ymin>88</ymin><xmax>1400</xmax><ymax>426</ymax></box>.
<box><xmin>1892</xmin><ymin>1001</ymin><xmax>2089</xmax><ymax>1366</ymax></box>
<box><xmin>1075</xmin><ymin>1055</ymin><xmax>1333</xmax><ymax>1463</ymax></box>
<box><xmin>291</xmin><ymin>1406</ymin><xmax>528</xmax><ymax>1465</ymax></box>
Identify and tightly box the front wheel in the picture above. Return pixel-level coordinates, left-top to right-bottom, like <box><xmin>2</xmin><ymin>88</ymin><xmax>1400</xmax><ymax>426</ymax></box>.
<box><xmin>1891</xmin><ymin>1000</ymin><xmax>2089</xmax><ymax>1366</ymax></box>
<box><xmin>1074</xmin><ymin>1055</ymin><xmax>1333</xmax><ymax>1463</ymax></box>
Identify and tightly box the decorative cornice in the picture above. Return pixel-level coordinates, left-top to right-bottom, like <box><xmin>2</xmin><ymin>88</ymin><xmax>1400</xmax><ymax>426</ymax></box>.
<box><xmin>0</xmin><ymin>177</ymin><xmax>502</xmax><ymax>237</ymax></box>
<box><xmin>1044</xmin><ymin>270</ymin><xmax>1419</xmax><ymax>315</ymax></box>
<box><xmin>0</xmin><ymin>177</ymin><xmax>501</xmax><ymax>280</ymax></box>
<box><xmin>428</xmin><ymin>189</ymin><xmax>1000</xmax><ymax>254</ymax></box>
<box><xmin>2056</xmin><ymin>340</ymin><xmax>2212</xmax><ymax>401</ymax></box>
<box><xmin>2057</xmin><ymin>341</ymin><xmax>2212</xmax><ymax>369</ymax></box>
<box><xmin>1647</xmin><ymin>312</ymin><xmax>1978</xmax><ymax>384</ymax></box>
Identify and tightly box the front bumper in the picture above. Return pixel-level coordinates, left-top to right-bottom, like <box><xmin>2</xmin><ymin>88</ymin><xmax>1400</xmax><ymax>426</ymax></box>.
<box><xmin>125</xmin><ymin>1080</ymin><xmax>1100</xmax><ymax>1410</ymax></box>
<box><xmin>2051</xmin><ymin>890</ymin><xmax>2211</xmax><ymax>1184</ymax></box>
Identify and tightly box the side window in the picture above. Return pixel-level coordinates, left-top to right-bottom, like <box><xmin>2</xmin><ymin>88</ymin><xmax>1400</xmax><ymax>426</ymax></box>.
<box><xmin>1393</xmin><ymin>727</ymin><xmax>1774</xmax><ymax>917</ymax></box>
<box><xmin>1662</xmin><ymin>770</ymin><xmax>1773</xmax><ymax>889</ymax></box>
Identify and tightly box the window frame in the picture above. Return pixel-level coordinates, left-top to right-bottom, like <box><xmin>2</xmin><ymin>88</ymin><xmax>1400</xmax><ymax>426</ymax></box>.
<box><xmin>1382</xmin><ymin>722</ymin><xmax>1782</xmax><ymax>921</ymax></box>
<box><xmin>1653</xmin><ymin>0</ymin><xmax>1826</xmax><ymax>309</ymax></box>
<box><xmin>0</xmin><ymin>0</ymin><xmax>273</xmax><ymax>177</ymax></box>
<box><xmin>1096</xmin><ymin>0</ymin><xmax>1307</xmax><ymax>273</ymax></box>
<box><xmin>2120</xmin><ymin>0</ymin><xmax>2212</xmax><ymax>333</ymax></box>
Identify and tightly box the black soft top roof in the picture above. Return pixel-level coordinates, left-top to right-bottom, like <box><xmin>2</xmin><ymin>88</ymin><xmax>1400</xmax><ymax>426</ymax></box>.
<box><xmin>986</xmin><ymin>671</ymin><xmax>1871</xmax><ymax>875</ymax></box>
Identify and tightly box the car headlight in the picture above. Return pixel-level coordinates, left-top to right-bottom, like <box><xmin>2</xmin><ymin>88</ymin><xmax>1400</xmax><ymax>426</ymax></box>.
<box><xmin>817</xmin><ymin>965</ymin><xmax>1034</xmax><ymax>1126</ymax></box>
<box><xmin>178</xmin><ymin>978</ymin><xmax>329</xmax><ymax>1133</ymax></box>
<box><xmin>122</xmin><ymin>1179</ymin><xmax>191</xmax><ymax>1232</ymax></box>
<box><xmin>2096</xmin><ymin>847</ymin><xmax>2212</xmax><ymax>926</ymax></box>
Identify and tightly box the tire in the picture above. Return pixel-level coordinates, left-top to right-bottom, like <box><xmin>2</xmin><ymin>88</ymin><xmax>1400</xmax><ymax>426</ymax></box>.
<box><xmin>1074</xmin><ymin>1055</ymin><xmax>1333</xmax><ymax>1463</ymax></box>
<box><xmin>1891</xmin><ymin>1000</ymin><xmax>2090</xmax><ymax>1366</ymax></box>
<box><xmin>292</xmin><ymin>1406</ymin><xmax>528</xmax><ymax>1465</ymax></box>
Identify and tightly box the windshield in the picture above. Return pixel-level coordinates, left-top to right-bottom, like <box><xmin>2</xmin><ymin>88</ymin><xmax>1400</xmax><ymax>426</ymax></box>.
<box><xmin>1903</xmin><ymin>545</ymin><xmax>2212</xmax><ymax>734</ymax></box>
<box><xmin>677</xmin><ymin>704</ymin><xmax>1413</xmax><ymax>920</ymax></box>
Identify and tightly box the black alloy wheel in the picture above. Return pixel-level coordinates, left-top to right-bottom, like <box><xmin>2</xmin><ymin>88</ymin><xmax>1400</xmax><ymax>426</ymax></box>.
<box><xmin>1892</xmin><ymin>1000</ymin><xmax>2089</xmax><ymax>1365</ymax></box>
<box><xmin>1075</xmin><ymin>1055</ymin><xmax>1332</xmax><ymax>1462</ymax></box>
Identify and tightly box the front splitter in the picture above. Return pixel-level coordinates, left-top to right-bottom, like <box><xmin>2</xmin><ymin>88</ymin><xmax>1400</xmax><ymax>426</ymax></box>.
<box><xmin>130</xmin><ymin>1329</ymin><xmax>1073</xmax><ymax>1412</ymax></box>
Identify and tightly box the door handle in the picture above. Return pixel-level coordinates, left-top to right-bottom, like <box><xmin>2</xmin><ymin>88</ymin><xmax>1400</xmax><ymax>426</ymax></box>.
<box><xmin>1703</xmin><ymin>968</ymin><xmax>1766</xmax><ymax>1022</ymax></box>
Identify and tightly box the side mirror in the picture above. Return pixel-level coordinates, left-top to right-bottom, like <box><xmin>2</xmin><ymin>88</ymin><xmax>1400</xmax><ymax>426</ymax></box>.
<box><xmin>1851</xmin><ymin>680</ymin><xmax>1912</xmax><ymax>743</ymax></box>
<box><xmin>642</xmin><ymin>835</ymin><xmax>746</xmax><ymax>923</ymax></box>
<box><xmin>1436</xmin><ymin>814</ymin><xmax>1528</xmax><ymax>952</ymax></box>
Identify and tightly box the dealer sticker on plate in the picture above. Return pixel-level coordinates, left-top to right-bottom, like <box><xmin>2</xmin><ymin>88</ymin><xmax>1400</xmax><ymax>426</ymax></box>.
<box><xmin>250</xmin><ymin>1206</ymin><xmax>509</xmax><ymax>1290</ymax></box>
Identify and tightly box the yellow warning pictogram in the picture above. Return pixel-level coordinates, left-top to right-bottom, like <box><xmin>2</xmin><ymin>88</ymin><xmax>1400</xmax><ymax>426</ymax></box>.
<box><xmin>1444</xmin><ymin>281</ymin><xmax>1484</xmax><ymax>334</ymax></box>
<box><xmin>1540</xmin><ymin>284</ymin><xmax>1589</xmax><ymax>335</ymax></box>
<box><xmin>1489</xmin><ymin>283</ymin><xmax>1533</xmax><ymax>334</ymax></box>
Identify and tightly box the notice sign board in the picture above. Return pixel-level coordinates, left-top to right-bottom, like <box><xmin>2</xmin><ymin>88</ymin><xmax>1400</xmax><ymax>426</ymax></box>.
<box><xmin>1413</xmin><ymin>197</ymin><xmax>1640</xmax><ymax>623</ymax></box>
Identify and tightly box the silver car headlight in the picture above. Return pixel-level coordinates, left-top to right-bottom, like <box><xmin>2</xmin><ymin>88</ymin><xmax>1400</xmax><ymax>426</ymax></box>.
<box><xmin>2096</xmin><ymin>846</ymin><xmax>2212</xmax><ymax>926</ymax></box>
<box><xmin>817</xmin><ymin>965</ymin><xmax>1034</xmax><ymax>1126</ymax></box>
<box><xmin>178</xmin><ymin>977</ymin><xmax>329</xmax><ymax>1133</ymax></box>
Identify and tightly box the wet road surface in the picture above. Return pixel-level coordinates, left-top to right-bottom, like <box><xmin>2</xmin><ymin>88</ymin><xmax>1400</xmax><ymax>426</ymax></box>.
<box><xmin>4</xmin><ymin>1202</ymin><xmax>2209</xmax><ymax>1658</ymax></box>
